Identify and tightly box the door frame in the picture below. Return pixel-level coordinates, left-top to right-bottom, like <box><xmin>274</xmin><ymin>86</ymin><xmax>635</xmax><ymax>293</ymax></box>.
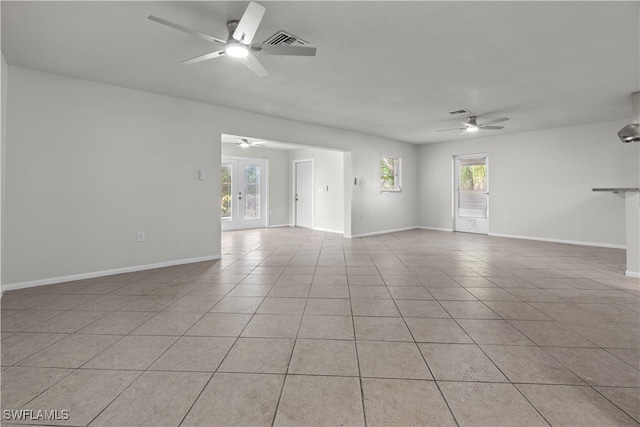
<box><xmin>292</xmin><ymin>158</ymin><xmax>314</xmax><ymax>228</ymax></box>
<box><xmin>221</xmin><ymin>156</ymin><xmax>269</xmax><ymax>230</ymax></box>
<box><xmin>453</xmin><ymin>153</ymin><xmax>489</xmax><ymax>234</ymax></box>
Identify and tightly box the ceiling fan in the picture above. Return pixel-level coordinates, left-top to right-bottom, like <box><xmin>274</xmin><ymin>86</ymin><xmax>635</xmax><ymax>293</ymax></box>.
<box><xmin>148</xmin><ymin>2</ymin><xmax>317</xmax><ymax>77</ymax></box>
<box><xmin>436</xmin><ymin>116</ymin><xmax>509</xmax><ymax>135</ymax></box>
<box><xmin>228</xmin><ymin>138</ymin><xmax>267</xmax><ymax>148</ymax></box>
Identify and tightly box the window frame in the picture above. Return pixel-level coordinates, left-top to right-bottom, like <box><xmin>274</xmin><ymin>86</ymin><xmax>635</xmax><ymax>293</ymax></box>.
<box><xmin>380</xmin><ymin>155</ymin><xmax>402</xmax><ymax>193</ymax></box>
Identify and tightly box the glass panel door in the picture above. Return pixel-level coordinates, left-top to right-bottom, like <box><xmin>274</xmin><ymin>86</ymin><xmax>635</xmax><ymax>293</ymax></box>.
<box><xmin>458</xmin><ymin>157</ymin><xmax>488</xmax><ymax>219</ymax></box>
<box><xmin>454</xmin><ymin>154</ymin><xmax>489</xmax><ymax>234</ymax></box>
<box><xmin>221</xmin><ymin>158</ymin><xmax>267</xmax><ymax>231</ymax></box>
<box><xmin>221</xmin><ymin>163</ymin><xmax>233</xmax><ymax>222</ymax></box>
<box><xmin>244</xmin><ymin>164</ymin><xmax>261</xmax><ymax>220</ymax></box>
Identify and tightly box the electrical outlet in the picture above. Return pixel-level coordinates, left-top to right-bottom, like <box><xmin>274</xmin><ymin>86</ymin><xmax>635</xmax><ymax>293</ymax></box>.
<box><xmin>505</xmin><ymin>214</ymin><xmax>510</xmax><ymax>222</ymax></box>
<box><xmin>137</xmin><ymin>231</ymin><xmax>145</xmax><ymax>242</ymax></box>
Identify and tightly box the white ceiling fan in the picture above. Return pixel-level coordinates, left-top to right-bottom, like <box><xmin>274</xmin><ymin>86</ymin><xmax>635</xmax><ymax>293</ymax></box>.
<box><xmin>436</xmin><ymin>115</ymin><xmax>509</xmax><ymax>135</ymax></box>
<box><xmin>148</xmin><ymin>2</ymin><xmax>317</xmax><ymax>77</ymax></box>
<box><xmin>225</xmin><ymin>138</ymin><xmax>268</xmax><ymax>148</ymax></box>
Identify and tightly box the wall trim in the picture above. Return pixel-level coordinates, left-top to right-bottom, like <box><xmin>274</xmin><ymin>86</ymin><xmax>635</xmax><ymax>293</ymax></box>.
<box><xmin>350</xmin><ymin>226</ymin><xmax>419</xmax><ymax>238</ymax></box>
<box><xmin>313</xmin><ymin>227</ymin><xmax>343</xmax><ymax>235</ymax></box>
<box><xmin>488</xmin><ymin>232</ymin><xmax>625</xmax><ymax>249</ymax></box>
<box><xmin>2</xmin><ymin>254</ymin><xmax>221</xmax><ymax>292</ymax></box>
<box><xmin>268</xmin><ymin>224</ymin><xmax>293</xmax><ymax>228</ymax></box>
<box><xmin>625</xmin><ymin>270</ymin><xmax>640</xmax><ymax>278</ymax></box>
<box><xmin>418</xmin><ymin>226</ymin><xmax>454</xmax><ymax>232</ymax></box>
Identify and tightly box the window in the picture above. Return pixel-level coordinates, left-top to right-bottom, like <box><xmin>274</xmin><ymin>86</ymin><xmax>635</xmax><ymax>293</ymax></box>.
<box><xmin>380</xmin><ymin>155</ymin><xmax>402</xmax><ymax>192</ymax></box>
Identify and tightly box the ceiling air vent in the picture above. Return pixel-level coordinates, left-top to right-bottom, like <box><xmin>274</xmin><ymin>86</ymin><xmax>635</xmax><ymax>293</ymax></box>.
<box><xmin>449</xmin><ymin>109</ymin><xmax>470</xmax><ymax>115</ymax></box>
<box><xmin>263</xmin><ymin>30</ymin><xmax>309</xmax><ymax>47</ymax></box>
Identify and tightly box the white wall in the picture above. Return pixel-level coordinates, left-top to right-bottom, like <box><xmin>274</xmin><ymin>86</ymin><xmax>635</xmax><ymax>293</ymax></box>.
<box><xmin>289</xmin><ymin>147</ymin><xmax>345</xmax><ymax>234</ymax></box>
<box><xmin>5</xmin><ymin>67</ymin><xmax>221</xmax><ymax>287</ymax></box>
<box><xmin>4</xmin><ymin>66</ymin><xmax>418</xmax><ymax>287</ymax></box>
<box><xmin>222</xmin><ymin>144</ymin><xmax>290</xmax><ymax>227</ymax></box>
<box><xmin>1</xmin><ymin>51</ymin><xmax>8</xmax><ymax>291</ymax></box>
<box><xmin>345</xmin><ymin>138</ymin><xmax>418</xmax><ymax>237</ymax></box>
<box><xmin>418</xmin><ymin>120</ymin><xmax>640</xmax><ymax>247</ymax></box>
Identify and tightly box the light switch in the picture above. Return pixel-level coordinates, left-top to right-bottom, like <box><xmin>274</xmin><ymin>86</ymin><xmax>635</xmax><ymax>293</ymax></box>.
<box><xmin>199</xmin><ymin>169</ymin><xmax>205</xmax><ymax>181</ymax></box>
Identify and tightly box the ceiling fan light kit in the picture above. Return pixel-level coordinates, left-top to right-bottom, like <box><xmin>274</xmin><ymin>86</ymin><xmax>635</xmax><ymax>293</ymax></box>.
<box><xmin>148</xmin><ymin>1</ymin><xmax>317</xmax><ymax>77</ymax></box>
<box><xmin>225</xmin><ymin>43</ymin><xmax>249</xmax><ymax>58</ymax></box>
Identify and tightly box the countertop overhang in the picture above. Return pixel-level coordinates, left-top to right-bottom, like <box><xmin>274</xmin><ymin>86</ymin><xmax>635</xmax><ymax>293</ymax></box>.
<box><xmin>592</xmin><ymin>188</ymin><xmax>640</xmax><ymax>193</ymax></box>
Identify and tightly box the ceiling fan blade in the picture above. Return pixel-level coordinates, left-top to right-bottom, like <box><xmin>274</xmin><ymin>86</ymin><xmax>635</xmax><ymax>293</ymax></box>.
<box><xmin>180</xmin><ymin>50</ymin><xmax>225</xmax><ymax>64</ymax></box>
<box><xmin>148</xmin><ymin>15</ymin><xmax>226</xmax><ymax>45</ymax></box>
<box><xmin>233</xmin><ymin>1</ymin><xmax>266</xmax><ymax>45</ymax></box>
<box><xmin>479</xmin><ymin>125</ymin><xmax>504</xmax><ymax>130</ymax></box>
<box><xmin>252</xmin><ymin>44</ymin><xmax>317</xmax><ymax>57</ymax></box>
<box><xmin>240</xmin><ymin>54</ymin><xmax>268</xmax><ymax>77</ymax></box>
<box><xmin>480</xmin><ymin>117</ymin><xmax>509</xmax><ymax>126</ymax></box>
<box><xmin>435</xmin><ymin>127</ymin><xmax>465</xmax><ymax>132</ymax></box>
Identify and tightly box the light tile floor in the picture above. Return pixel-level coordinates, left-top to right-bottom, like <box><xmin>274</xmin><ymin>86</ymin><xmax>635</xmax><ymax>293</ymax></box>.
<box><xmin>1</xmin><ymin>227</ymin><xmax>639</xmax><ymax>426</ymax></box>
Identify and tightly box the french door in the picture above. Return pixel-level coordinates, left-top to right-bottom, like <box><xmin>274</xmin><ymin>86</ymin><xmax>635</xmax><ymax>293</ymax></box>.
<box><xmin>221</xmin><ymin>158</ymin><xmax>267</xmax><ymax>231</ymax></box>
<box><xmin>454</xmin><ymin>154</ymin><xmax>489</xmax><ymax>234</ymax></box>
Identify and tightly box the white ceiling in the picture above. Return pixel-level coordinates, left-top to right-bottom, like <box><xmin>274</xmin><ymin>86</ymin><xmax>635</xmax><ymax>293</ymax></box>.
<box><xmin>2</xmin><ymin>1</ymin><xmax>639</xmax><ymax>144</ymax></box>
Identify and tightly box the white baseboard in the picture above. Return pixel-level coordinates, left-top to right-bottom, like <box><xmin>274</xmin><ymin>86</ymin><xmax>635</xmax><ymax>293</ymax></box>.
<box><xmin>268</xmin><ymin>224</ymin><xmax>293</xmax><ymax>228</ymax></box>
<box><xmin>417</xmin><ymin>226</ymin><xmax>454</xmax><ymax>232</ymax></box>
<box><xmin>2</xmin><ymin>255</ymin><xmax>221</xmax><ymax>293</ymax></box>
<box><xmin>625</xmin><ymin>270</ymin><xmax>640</xmax><ymax>278</ymax></box>
<box><xmin>350</xmin><ymin>226</ymin><xmax>419</xmax><ymax>238</ymax></box>
<box><xmin>488</xmin><ymin>232</ymin><xmax>625</xmax><ymax>249</ymax></box>
<box><xmin>313</xmin><ymin>227</ymin><xmax>344</xmax><ymax>234</ymax></box>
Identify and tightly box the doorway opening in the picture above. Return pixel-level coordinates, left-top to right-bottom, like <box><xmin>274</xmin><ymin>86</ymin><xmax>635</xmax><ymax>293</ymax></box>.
<box><xmin>221</xmin><ymin>133</ymin><xmax>348</xmax><ymax>235</ymax></box>
<box><xmin>454</xmin><ymin>154</ymin><xmax>489</xmax><ymax>234</ymax></box>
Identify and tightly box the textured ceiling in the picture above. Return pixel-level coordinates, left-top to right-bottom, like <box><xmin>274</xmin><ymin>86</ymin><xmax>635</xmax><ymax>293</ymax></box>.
<box><xmin>2</xmin><ymin>1</ymin><xmax>639</xmax><ymax>144</ymax></box>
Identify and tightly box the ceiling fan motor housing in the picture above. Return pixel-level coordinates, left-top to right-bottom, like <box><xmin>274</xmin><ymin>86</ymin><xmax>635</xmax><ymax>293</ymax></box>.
<box><xmin>226</xmin><ymin>20</ymin><xmax>240</xmax><ymax>41</ymax></box>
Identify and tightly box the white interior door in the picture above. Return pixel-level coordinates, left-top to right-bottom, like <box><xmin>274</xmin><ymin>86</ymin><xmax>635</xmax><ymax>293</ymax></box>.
<box><xmin>454</xmin><ymin>154</ymin><xmax>489</xmax><ymax>234</ymax></box>
<box><xmin>221</xmin><ymin>158</ymin><xmax>267</xmax><ymax>231</ymax></box>
<box><xmin>295</xmin><ymin>160</ymin><xmax>313</xmax><ymax>228</ymax></box>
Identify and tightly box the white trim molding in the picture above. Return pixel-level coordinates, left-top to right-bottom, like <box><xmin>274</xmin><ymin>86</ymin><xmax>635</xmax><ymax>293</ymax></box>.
<box><xmin>2</xmin><ymin>255</ymin><xmax>221</xmax><ymax>292</ymax></box>
<box><xmin>418</xmin><ymin>226</ymin><xmax>454</xmax><ymax>232</ymax></box>
<box><xmin>625</xmin><ymin>270</ymin><xmax>640</xmax><ymax>278</ymax></box>
<box><xmin>488</xmin><ymin>233</ymin><xmax>625</xmax><ymax>249</ymax></box>
<box><xmin>313</xmin><ymin>227</ymin><xmax>343</xmax><ymax>235</ymax></box>
<box><xmin>349</xmin><ymin>226</ymin><xmax>419</xmax><ymax>238</ymax></box>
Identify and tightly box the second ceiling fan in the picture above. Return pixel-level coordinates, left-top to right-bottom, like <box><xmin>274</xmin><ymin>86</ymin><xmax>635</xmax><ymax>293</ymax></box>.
<box><xmin>436</xmin><ymin>116</ymin><xmax>509</xmax><ymax>135</ymax></box>
<box><xmin>149</xmin><ymin>1</ymin><xmax>316</xmax><ymax>77</ymax></box>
